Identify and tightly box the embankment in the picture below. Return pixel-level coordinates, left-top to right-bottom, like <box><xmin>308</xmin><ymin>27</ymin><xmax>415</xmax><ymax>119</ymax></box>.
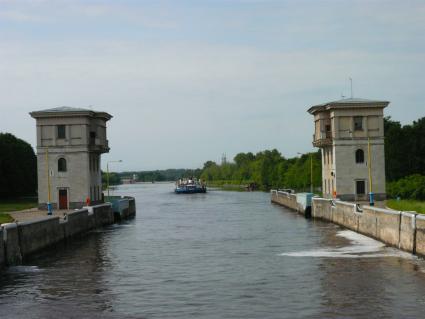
<box><xmin>0</xmin><ymin>197</ymin><xmax>136</xmax><ymax>269</ymax></box>
<box><xmin>271</xmin><ymin>190</ymin><xmax>425</xmax><ymax>257</ymax></box>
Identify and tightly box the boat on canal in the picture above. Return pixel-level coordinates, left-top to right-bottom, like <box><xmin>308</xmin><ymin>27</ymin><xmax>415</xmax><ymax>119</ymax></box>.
<box><xmin>175</xmin><ymin>178</ymin><xmax>207</xmax><ymax>194</ymax></box>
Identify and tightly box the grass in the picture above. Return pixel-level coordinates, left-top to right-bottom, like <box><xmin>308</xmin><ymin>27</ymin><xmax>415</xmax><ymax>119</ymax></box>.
<box><xmin>387</xmin><ymin>199</ymin><xmax>425</xmax><ymax>214</ymax></box>
<box><xmin>0</xmin><ymin>198</ymin><xmax>38</xmax><ymax>213</ymax></box>
<box><xmin>0</xmin><ymin>213</ymin><xmax>14</xmax><ymax>224</ymax></box>
<box><xmin>0</xmin><ymin>198</ymin><xmax>38</xmax><ymax>223</ymax></box>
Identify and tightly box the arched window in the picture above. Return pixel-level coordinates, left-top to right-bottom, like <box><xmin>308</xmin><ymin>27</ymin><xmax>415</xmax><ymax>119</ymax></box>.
<box><xmin>58</xmin><ymin>158</ymin><xmax>67</xmax><ymax>172</ymax></box>
<box><xmin>355</xmin><ymin>149</ymin><xmax>364</xmax><ymax>164</ymax></box>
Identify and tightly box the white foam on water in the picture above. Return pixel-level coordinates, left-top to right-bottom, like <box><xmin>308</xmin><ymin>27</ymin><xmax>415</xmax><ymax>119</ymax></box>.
<box><xmin>7</xmin><ymin>265</ymin><xmax>43</xmax><ymax>273</ymax></box>
<box><xmin>279</xmin><ymin>230</ymin><xmax>413</xmax><ymax>259</ymax></box>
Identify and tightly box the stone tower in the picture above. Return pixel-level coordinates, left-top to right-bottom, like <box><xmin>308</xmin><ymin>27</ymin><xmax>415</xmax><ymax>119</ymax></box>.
<box><xmin>30</xmin><ymin>107</ymin><xmax>112</xmax><ymax>209</ymax></box>
<box><xmin>308</xmin><ymin>98</ymin><xmax>389</xmax><ymax>202</ymax></box>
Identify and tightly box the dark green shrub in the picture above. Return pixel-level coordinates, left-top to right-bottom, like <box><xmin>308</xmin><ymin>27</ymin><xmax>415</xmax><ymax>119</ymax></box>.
<box><xmin>387</xmin><ymin>174</ymin><xmax>425</xmax><ymax>200</ymax></box>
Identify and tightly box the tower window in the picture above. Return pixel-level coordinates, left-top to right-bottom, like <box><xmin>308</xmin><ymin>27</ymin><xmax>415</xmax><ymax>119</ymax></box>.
<box><xmin>58</xmin><ymin>158</ymin><xmax>67</xmax><ymax>172</ymax></box>
<box><xmin>355</xmin><ymin>149</ymin><xmax>365</xmax><ymax>163</ymax></box>
<box><xmin>354</xmin><ymin>117</ymin><xmax>363</xmax><ymax>131</ymax></box>
<box><xmin>57</xmin><ymin>125</ymin><xmax>66</xmax><ymax>139</ymax></box>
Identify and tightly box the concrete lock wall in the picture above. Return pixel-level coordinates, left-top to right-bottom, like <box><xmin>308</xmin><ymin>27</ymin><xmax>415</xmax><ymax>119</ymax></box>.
<box><xmin>374</xmin><ymin>208</ymin><xmax>401</xmax><ymax>247</ymax></box>
<box><xmin>312</xmin><ymin>198</ymin><xmax>333</xmax><ymax>220</ymax></box>
<box><xmin>336</xmin><ymin>201</ymin><xmax>359</xmax><ymax>232</ymax></box>
<box><xmin>110</xmin><ymin>197</ymin><xmax>136</xmax><ymax>220</ymax></box>
<box><xmin>0</xmin><ymin>202</ymin><xmax>128</xmax><ymax>267</ymax></box>
<box><xmin>3</xmin><ymin>223</ymin><xmax>22</xmax><ymax>265</ymax></box>
<box><xmin>18</xmin><ymin>217</ymin><xmax>64</xmax><ymax>258</ymax></box>
<box><xmin>271</xmin><ymin>191</ymin><xmax>298</xmax><ymax>211</ymax></box>
<box><xmin>0</xmin><ymin>228</ymin><xmax>4</xmax><ymax>268</ymax></box>
<box><xmin>275</xmin><ymin>192</ymin><xmax>424</xmax><ymax>257</ymax></box>
<box><xmin>93</xmin><ymin>203</ymin><xmax>114</xmax><ymax>226</ymax></box>
<box><xmin>358</xmin><ymin>207</ymin><xmax>378</xmax><ymax>239</ymax></box>
<box><xmin>399</xmin><ymin>212</ymin><xmax>416</xmax><ymax>253</ymax></box>
<box><xmin>313</xmin><ymin>198</ymin><xmax>423</xmax><ymax>255</ymax></box>
<box><xmin>415</xmin><ymin>215</ymin><xmax>425</xmax><ymax>257</ymax></box>
<box><xmin>63</xmin><ymin>209</ymin><xmax>91</xmax><ymax>238</ymax></box>
<box><xmin>126</xmin><ymin>197</ymin><xmax>136</xmax><ymax>217</ymax></box>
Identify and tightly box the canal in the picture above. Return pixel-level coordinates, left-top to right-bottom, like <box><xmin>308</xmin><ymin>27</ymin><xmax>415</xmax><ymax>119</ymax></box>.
<box><xmin>1</xmin><ymin>183</ymin><xmax>425</xmax><ymax>318</ymax></box>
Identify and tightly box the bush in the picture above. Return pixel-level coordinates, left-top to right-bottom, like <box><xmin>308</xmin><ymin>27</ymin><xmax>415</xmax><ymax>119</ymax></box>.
<box><xmin>387</xmin><ymin>174</ymin><xmax>425</xmax><ymax>200</ymax></box>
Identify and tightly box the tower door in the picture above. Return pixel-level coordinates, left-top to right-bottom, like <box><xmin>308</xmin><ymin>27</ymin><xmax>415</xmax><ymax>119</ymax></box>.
<box><xmin>356</xmin><ymin>180</ymin><xmax>366</xmax><ymax>198</ymax></box>
<box><xmin>59</xmin><ymin>189</ymin><xmax>68</xmax><ymax>209</ymax></box>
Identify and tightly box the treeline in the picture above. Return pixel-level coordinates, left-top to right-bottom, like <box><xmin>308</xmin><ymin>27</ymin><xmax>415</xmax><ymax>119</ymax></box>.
<box><xmin>117</xmin><ymin>169</ymin><xmax>202</xmax><ymax>183</ymax></box>
<box><xmin>385</xmin><ymin>117</ymin><xmax>425</xmax><ymax>181</ymax></box>
<box><xmin>200</xmin><ymin>117</ymin><xmax>425</xmax><ymax>195</ymax></box>
<box><xmin>385</xmin><ymin>117</ymin><xmax>425</xmax><ymax>200</ymax></box>
<box><xmin>101</xmin><ymin>171</ymin><xmax>121</xmax><ymax>187</ymax></box>
<box><xmin>200</xmin><ymin>149</ymin><xmax>322</xmax><ymax>191</ymax></box>
<box><xmin>0</xmin><ymin>133</ymin><xmax>37</xmax><ymax>199</ymax></box>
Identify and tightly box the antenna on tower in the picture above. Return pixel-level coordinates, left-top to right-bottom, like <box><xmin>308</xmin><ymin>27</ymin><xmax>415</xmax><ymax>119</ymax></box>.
<box><xmin>349</xmin><ymin>77</ymin><xmax>353</xmax><ymax>98</ymax></box>
<box><xmin>221</xmin><ymin>153</ymin><xmax>227</xmax><ymax>165</ymax></box>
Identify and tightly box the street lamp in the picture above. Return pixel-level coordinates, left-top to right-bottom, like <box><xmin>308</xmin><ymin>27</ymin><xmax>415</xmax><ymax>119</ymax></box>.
<box><xmin>107</xmin><ymin>160</ymin><xmax>122</xmax><ymax>199</ymax></box>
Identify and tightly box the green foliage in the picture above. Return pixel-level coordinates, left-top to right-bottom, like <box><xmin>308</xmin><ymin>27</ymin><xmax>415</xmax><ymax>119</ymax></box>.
<box><xmin>119</xmin><ymin>169</ymin><xmax>201</xmax><ymax>182</ymax></box>
<box><xmin>386</xmin><ymin>199</ymin><xmax>425</xmax><ymax>214</ymax></box>
<box><xmin>102</xmin><ymin>171</ymin><xmax>121</xmax><ymax>187</ymax></box>
<box><xmin>385</xmin><ymin>117</ymin><xmax>425</xmax><ymax>181</ymax></box>
<box><xmin>0</xmin><ymin>213</ymin><xmax>13</xmax><ymax>224</ymax></box>
<box><xmin>387</xmin><ymin>174</ymin><xmax>425</xmax><ymax>200</ymax></box>
<box><xmin>0</xmin><ymin>133</ymin><xmax>37</xmax><ymax>199</ymax></box>
<box><xmin>200</xmin><ymin>149</ymin><xmax>322</xmax><ymax>191</ymax></box>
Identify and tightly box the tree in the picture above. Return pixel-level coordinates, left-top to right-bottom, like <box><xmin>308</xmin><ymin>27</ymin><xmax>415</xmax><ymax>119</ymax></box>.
<box><xmin>0</xmin><ymin>133</ymin><xmax>37</xmax><ymax>198</ymax></box>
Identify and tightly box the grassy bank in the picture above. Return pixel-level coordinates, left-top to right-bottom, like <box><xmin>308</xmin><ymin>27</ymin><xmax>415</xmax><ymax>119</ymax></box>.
<box><xmin>0</xmin><ymin>199</ymin><xmax>37</xmax><ymax>213</ymax></box>
<box><xmin>387</xmin><ymin>199</ymin><xmax>425</xmax><ymax>214</ymax></box>
<box><xmin>0</xmin><ymin>198</ymin><xmax>38</xmax><ymax>223</ymax></box>
<box><xmin>0</xmin><ymin>213</ymin><xmax>14</xmax><ymax>224</ymax></box>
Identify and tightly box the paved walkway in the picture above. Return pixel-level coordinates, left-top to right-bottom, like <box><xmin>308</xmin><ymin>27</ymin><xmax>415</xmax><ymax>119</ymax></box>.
<box><xmin>9</xmin><ymin>208</ymin><xmax>74</xmax><ymax>223</ymax></box>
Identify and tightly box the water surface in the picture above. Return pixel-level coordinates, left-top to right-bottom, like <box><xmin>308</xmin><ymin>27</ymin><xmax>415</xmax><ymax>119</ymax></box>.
<box><xmin>1</xmin><ymin>183</ymin><xmax>425</xmax><ymax>318</ymax></box>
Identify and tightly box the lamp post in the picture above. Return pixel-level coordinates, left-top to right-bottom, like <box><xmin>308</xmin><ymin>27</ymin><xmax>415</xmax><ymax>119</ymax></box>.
<box><xmin>107</xmin><ymin>160</ymin><xmax>122</xmax><ymax>199</ymax></box>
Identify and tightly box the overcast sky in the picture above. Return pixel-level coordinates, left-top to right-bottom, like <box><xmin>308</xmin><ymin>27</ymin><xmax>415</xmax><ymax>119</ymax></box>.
<box><xmin>1</xmin><ymin>0</ymin><xmax>424</xmax><ymax>171</ymax></box>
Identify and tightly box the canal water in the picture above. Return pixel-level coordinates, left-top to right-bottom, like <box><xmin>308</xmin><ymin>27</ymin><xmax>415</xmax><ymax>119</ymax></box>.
<box><xmin>1</xmin><ymin>183</ymin><xmax>425</xmax><ymax>318</ymax></box>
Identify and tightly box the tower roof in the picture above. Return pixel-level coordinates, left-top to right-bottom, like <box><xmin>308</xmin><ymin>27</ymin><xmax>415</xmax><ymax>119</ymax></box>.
<box><xmin>30</xmin><ymin>106</ymin><xmax>112</xmax><ymax>120</ymax></box>
<box><xmin>308</xmin><ymin>98</ymin><xmax>390</xmax><ymax>115</ymax></box>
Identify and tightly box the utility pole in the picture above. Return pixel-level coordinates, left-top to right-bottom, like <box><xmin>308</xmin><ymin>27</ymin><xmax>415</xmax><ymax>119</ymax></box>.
<box><xmin>367</xmin><ymin>138</ymin><xmax>374</xmax><ymax>206</ymax></box>
<box><xmin>46</xmin><ymin>147</ymin><xmax>53</xmax><ymax>216</ymax></box>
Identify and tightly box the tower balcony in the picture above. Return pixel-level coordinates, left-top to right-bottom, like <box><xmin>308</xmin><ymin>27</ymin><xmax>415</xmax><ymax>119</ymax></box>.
<box><xmin>89</xmin><ymin>138</ymin><xmax>110</xmax><ymax>153</ymax></box>
<box><xmin>312</xmin><ymin>132</ymin><xmax>332</xmax><ymax>147</ymax></box>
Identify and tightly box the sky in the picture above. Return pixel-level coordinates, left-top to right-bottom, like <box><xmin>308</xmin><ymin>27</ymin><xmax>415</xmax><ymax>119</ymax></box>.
<box><xmin>0</xmin><ymin>0</ymin><xmax>424</xmax><ymax>171</ymax></box>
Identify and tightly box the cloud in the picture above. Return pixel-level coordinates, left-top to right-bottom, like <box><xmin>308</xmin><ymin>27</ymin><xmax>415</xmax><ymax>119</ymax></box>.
<box><xmin>0</xmin><ymin>0</ymin><xmax>424</xmax><ymax>169</ymax></box>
